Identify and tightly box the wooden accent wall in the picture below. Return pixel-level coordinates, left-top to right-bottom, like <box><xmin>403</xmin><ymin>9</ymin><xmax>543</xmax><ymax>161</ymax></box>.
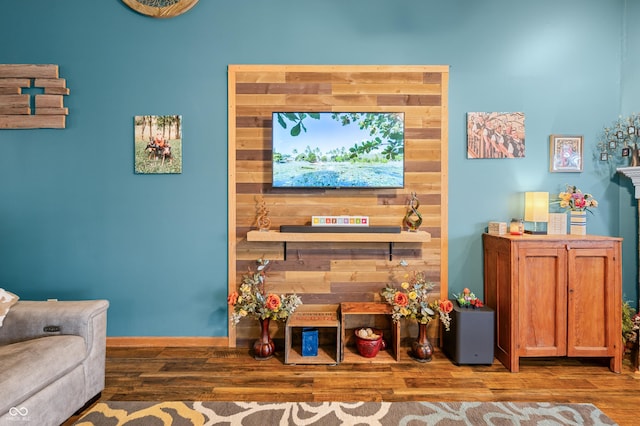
<box><xmin>228</xmin><ymin>65</ymin><xmax>449</xmax><ymax>347</ymax></box>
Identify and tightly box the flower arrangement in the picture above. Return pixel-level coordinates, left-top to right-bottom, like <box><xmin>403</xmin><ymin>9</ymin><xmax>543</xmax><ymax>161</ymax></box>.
<box><xmin>228</xmin><ymin>259</ymin><xmax>302</xmax><ymax>325</ymax></box>
<box><xmin>453</xmin><ymin>288</ymin><xmax>483</xmax><ymax>309</ymax></box>
<box><xmin>381</xmin><ymin>270</ymin><xmax>452</xmax><ymax>330</ymax></box>
<box><xmin>622</xmin><ymin>300</ymin><xmax>640</xmax><ymax>348</ymax></box>
<box><xmin>555</xmin><ymin>184</ymin><xmax>598</xmax><ymax>213</ymax></box>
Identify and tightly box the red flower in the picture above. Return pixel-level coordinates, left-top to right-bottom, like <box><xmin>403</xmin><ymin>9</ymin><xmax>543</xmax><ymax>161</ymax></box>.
<box><xmin>227</xmin><ymin>291</ymin><xmax>238</xmax><ymax>306</ymax></box>
<box><xmin>475</xmin><ymin>299</ymin><xmax>484</xmax><ymax>308</ymax></box>
<box><xmin>439</xmin><ymin>299</ymin><xmax>453</xmax><ymax>314</ymax></box>
<box><xmin>573</xmin><ymin>195</ymin><xmax>586</xmax><ymax>209</ymax></box>
<box><xmin>265</xmin><ymin>294</ymin><xmax>281</xmax><ymax>310</ymax></box>
<box><xmin>393</xmin><ymin>291</ymin><xmax>409</xmax><ymax>307</ymax></box>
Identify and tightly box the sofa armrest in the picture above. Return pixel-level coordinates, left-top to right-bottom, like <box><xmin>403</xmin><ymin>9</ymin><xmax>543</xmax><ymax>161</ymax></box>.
<box><xmin>0</xmin><ymin>300</ymin><xmax>110</xmax><ymax>401</ymax></box>
<box><xmin>0</xmin><ymin>300</ymin><xmax>109</xmax><ymax>349</ymax></box>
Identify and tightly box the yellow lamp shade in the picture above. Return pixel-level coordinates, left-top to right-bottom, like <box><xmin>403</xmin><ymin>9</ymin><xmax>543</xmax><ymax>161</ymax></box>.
<box><xmin>524</xmin><ymin>192</ymin><xmax>549</xmax><ymax>223</ymax></box>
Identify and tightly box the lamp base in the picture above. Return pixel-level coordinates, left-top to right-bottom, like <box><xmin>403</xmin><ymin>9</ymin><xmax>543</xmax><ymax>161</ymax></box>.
<box><xmin>524</xmin><ymin>221</ymin><xmax>547</xmax><ymax>235</ymax></box>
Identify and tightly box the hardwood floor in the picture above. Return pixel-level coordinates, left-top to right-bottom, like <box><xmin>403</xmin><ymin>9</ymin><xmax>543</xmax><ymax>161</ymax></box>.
<box><xmin>66</xmin><ymin>346</ymin><xmax>640</xmax><ymax>425</ymax></box>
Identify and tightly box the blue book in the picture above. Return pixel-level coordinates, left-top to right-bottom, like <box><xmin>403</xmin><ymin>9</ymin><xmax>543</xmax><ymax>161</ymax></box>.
<box><xmin>301</xmin><ymin>328</ymin><xmax>319</xmax><ymax>356</ymax></box>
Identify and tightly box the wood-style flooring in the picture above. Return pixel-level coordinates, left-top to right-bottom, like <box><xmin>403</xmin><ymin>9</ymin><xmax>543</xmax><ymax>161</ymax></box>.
<box><xmin>65</xmin><ymin>346</ymin><xmax>640</xmax><ymax>425</ymax></box>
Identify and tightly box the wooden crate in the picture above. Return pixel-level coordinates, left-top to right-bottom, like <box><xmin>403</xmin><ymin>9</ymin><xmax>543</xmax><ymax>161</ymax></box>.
<box><xmin>340</xmin><ymin>302</ymin><xmax>400</xmax><ymax>363</ymax></box>
<box><xmin>284</xmin><ymin>304</ymin><xmax>340</xmax><ymax>365</ymax></box>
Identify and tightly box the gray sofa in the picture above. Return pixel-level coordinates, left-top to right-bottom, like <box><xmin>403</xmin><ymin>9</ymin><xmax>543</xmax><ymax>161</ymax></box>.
<box><xmin>0</xmin><ymin>300</ymin><xmax>109</xmax><ymax>426</ymax></box>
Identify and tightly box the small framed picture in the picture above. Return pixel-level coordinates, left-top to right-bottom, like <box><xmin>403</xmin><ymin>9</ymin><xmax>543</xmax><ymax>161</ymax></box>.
<box><xmin>628</xmin><ymin>126</ymin><xmax>636</xmax><ymax>135</ymax></box>
<box><xmin>617</xmin><ymin>130</ymin><xmax>624</xmax><ymax>139</ymax></box>
<box><xmin>609</xmin><ymin>141</ymin><xmax>617</xmax><ymax>149</ymax></box>
<box><xmin>550</xmin><ymin>135</ymin><xmax>583</xmax><ymax>172</ymax></box>
<box><xmin>134</xmin><ymin>114</ymin><xmax>183</xmax><ymax>174</ymax></box>
<box><xmin>601</xmin><ymin>152</ymin><xmax>609</xmax><ymax>161</ymax></box>
<box><xmin>622</xmin><ymin>147</ymin><xmax>630</xmax><ymax>157</ymax></box>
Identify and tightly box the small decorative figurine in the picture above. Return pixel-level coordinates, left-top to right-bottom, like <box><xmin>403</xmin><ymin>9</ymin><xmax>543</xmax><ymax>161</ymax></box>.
<box><xmin>403</xmin><ymin>192</ymin><xmax>422</xmax><ymax>232</ymax></box>
<box><xmin>256</xmin><ymin>196</ymin><xmax>271</xmax><ymax>231</ymax></box>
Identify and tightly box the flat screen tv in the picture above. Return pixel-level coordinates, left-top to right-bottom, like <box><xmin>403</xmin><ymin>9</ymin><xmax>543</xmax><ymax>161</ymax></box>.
<box><xmin>271</xmin><ymin>112</ymin><xmax>405</xmax><ymax>188</ymax></box>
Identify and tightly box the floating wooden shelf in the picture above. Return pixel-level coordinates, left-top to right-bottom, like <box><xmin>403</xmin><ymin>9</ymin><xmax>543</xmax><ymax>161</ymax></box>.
<box><xmin>247</xmin><ymin>230</ymin><xmax>431</xmax><ymax>260</ymax></box>
<box><xmin>246</xmin><ymin>230</ymin><xmax>431</xmax><ymax>243</ymax></box>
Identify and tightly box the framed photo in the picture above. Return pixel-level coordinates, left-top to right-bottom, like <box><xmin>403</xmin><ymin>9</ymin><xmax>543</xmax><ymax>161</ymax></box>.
<box><xmin>628</xmin><ymin>126</ymin><xmax>636</xmax><ymax>135</ymax></box>
<box><xmin>549</xmin><ymin>135</ymin><xmax>583</xmax><ymax>172</ymax></box>
<box><xmin>616</xmin><ymin>130</ymin><xmax>624</xmax><ymax>139</ymax></box>
<box><xmin>601</xmin><ymin>152</ymin><xmax>609</xmax><ymax>161</ymax></box>
<box><xmin>134</xmin><ymin>115</ymin><xmax>183</xmax><ymax>174</ymax></box>
<box><xmin>467</xmin><ymin>112</ymin><xmax>525</xmax><ymax>159</ymax></box>
<box><xmin>609</xmin><ymin>141</ymin><xmax>617</xmax><ymax>149</ymax></box>
<box><xmin>622</xmin><ymin>147</ymin><xmax>630</xmax><ymax>157</ymax></box>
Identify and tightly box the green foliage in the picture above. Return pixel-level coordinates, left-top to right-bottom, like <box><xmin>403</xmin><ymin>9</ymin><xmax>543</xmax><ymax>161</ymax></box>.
<box><xmin>274</xmin><ymin>112</ymin><xmax>404</xmax><ymax>163</ymax></box>
<box><xmin>134</xmin><ymin>139</ymin><xmax>182</xmax><ymax>174</ymax></box>
<box><xmin>275</xmin><ymin>112</ymin><xmax>321</xmax><ymax>137</ymax></box>
<box><xmin>334</xmin><ymin>113</ymin><xmax>404</xmax><ymax>160</ymax></box>
<box><xmin>622</xmin><ymin>300</ymin><xmax>637</xmax><ymax>344</ymax></box>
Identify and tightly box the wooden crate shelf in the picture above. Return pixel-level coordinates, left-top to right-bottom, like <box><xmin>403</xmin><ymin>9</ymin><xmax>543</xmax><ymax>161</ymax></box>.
<box><xmin>340</xmin><ymin>302</ymin><xmax>400</xmax><ymax>363</ymax></box>
<box><xmin>284</xmin><ymin>304</ymin><xmax>340</xmax><ymax>365</ymax></box>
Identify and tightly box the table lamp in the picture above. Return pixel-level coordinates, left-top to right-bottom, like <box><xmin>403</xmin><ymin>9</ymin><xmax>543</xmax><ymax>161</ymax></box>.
<box><xmin>524</xmin><ymin>191</ymin><xmax>549</xmax><ymax>234</ymax></box>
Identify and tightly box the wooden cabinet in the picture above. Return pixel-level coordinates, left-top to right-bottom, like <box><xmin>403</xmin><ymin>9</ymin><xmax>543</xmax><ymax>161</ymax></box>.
<box><xmin>483</xmin><ymin>234</ymin><xmax>622</xmax><ymax>373</ymax></box>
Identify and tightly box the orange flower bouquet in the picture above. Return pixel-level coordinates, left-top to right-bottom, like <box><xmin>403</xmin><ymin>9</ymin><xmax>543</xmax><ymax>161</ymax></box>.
<box><xmin>228</xmin><ymin>259</ymin><xmax>302</xmax><ymax>325</ymax></box>
<box><xmin>381</xmin><ymin>270</ymin><xmax>452</xmax><ymax>330</ymax></box>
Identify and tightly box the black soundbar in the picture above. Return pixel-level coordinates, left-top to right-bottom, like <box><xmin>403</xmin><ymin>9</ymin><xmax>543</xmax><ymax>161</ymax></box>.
<box><xmin>280</xmin><ymin>225</ymin><xmax>401</xmax><ymax>234</ymax></box>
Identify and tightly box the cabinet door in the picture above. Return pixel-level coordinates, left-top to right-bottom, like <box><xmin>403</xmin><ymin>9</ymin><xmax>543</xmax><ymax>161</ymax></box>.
<box><xmin>567</xmin><ymin>246</ymin><xmax>617</xmax><ymax>358</ymax></box>
<box><xmin>517</xmin><ymin>246</ymin><xmax>567</xmax><ymax>357</ymax></box>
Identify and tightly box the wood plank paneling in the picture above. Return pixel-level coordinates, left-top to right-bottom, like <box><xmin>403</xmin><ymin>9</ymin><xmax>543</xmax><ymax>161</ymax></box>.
<box><xmin>228</xmin><ymin>65</ymin><xmax>448</xmax><ymax>348</ymax></box>
<box><xmin>0</xmin><ymin>87</ymin><xmax>22</xmax><ymax>95</ymax></box>
<box><xmin>35</xmin><ymin>94</ymin><xmax>64</xmax><ymax>108</ymax></box>
<box><xmin>0</xmin><ymin>106</ymin><xmax>30</xmax><ymax>115</ymax></box>
<box><xmin>0</xmin><ymin>94</ymin><xmax>29</xmax><ymax>107</ymax></box>
<box><xmin>0</xmin><ymin>64</ymin><xmax>58</xmax><ymax>78</ymax></box>
<box><xmin>0</xmin><ymin>115</ymin><xmax>65</xmax><ymax>129</ymax></box>
<box><xmin>0</xmin><ymin>78</ymin><xmax>30</xmax><ymax>87</ymax></box>
<box><xmin>0</xmin><ymin>64</ymin><xmax>69</xmax><ymax>129</ymax></box>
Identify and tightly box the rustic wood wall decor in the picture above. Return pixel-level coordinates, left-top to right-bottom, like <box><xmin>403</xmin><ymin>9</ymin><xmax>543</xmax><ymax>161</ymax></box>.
<box><xmin>122</xmin><ymin>0</ymin><xmax>199</xmax><ymax>18</ymax></box>
<box><xmin>0</xmin><ymin>64</ymin><xmax>69</xmax><ymax>129</ymax></box>
<box><xmin>228</xmin><ymin>65</ymin><xmax>449</xmax><ymax>348</ymax></box>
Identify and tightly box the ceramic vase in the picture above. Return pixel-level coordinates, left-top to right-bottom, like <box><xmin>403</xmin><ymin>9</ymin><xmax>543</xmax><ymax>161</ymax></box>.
<box><xmin>410</xmin><ymin>322</ymin><xmax>433</xmax><ymax>362</ymax></box>
<box><xmin>569</xmin><ymin>210</ymin><xmax>587</xmax><ymax>235</ymax></box>
<box><xmin>354</xmin><ymin>329</ymin><xmax>385</xmax><ymax>358</ymax></box>
<box><xmin>253</xmin><ymin>318</ymin><xmax>275</xmax><ymax>360</ymax></box>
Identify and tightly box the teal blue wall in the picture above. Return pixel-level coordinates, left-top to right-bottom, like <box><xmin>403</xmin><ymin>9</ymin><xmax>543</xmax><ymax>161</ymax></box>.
<box><xmin>0</xmin><ymin>0</ymin><xmax>636</xmax><ymax>337</ymax></box>
<box><xmin>621</xmin><ymin>0</ymin><xmax>640</xmax><ymax>305</ymax></box>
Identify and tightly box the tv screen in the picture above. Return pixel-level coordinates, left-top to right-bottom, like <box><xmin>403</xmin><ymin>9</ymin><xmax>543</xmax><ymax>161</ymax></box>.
<box><xmin>271</xmin><ymin>112</ymin><xmax>405</xmax><ymax>188</ymax></box>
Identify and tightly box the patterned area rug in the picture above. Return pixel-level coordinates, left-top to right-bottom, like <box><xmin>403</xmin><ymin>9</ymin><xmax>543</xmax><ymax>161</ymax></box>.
<box><xmin>74</xmin><ymin>401</ymin><xmax>617</xmax><ymax>425</ymax></box>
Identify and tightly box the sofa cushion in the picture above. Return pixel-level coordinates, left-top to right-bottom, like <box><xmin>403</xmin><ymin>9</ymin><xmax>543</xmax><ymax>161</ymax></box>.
<box><xmin>0</xmin><ymin>335</ymin><xmax>86</xmax><ymax>414</ymax></box>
